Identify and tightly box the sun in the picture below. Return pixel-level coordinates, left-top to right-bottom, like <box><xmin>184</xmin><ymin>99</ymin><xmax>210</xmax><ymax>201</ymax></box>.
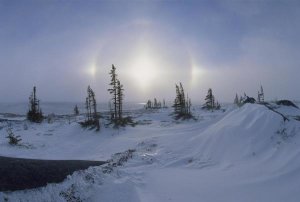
<box><xmin>128</xmin><ymin>51</ymin><xmax>159</xmax><ymax>91</ymax></box>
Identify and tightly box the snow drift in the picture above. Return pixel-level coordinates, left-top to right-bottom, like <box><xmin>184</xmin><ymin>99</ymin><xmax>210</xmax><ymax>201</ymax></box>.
<box><xmin>186</xmin><ymin>104</ymin><xmax>300</xmax><ymax>165</ymax></box>
<box><xmin>1</xmin><ymin>103</ymin><xmax>300</xmax><ymax>202</ymax></box>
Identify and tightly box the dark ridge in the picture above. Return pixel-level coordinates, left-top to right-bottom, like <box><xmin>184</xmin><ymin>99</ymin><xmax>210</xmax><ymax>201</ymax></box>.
<box><xmin>0</xmin><ymin>156</ymin><xmax>106</xmax><ymax>192</ymax></box>
<box><xmin>276</xmin><ymin>100</ymin><xmax>299</xmax><ymax>109</ymax></box>
<box><xmin>262</xmin><ymin>103</ymin><xmax>290</xmax><ymax>122</ymax></box>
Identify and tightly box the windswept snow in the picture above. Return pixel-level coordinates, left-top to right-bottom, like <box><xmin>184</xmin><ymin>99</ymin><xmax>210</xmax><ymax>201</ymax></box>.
<box><xmin>1</xmin><ymin>103</ymin><xmax>300</xmax><ymax>201</ymax></box>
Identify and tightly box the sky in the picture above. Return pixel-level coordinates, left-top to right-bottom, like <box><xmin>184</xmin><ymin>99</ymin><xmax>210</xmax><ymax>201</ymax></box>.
<box><xmin>0</xmin><ymin>0</ymin><xmax>300</xmax><ymax>103</ymax></box>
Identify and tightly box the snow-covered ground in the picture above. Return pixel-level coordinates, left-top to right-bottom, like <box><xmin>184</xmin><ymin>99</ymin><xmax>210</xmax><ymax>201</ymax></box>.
<box><xmin>1</xmin><ymin>103</ymin><xmax>300</xmax><ymax>202</ymax></box>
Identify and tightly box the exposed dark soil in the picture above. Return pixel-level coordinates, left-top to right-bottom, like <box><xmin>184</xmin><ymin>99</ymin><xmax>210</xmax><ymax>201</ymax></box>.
<box><xmin>0</xmin><ymin>156</ymin><xmax>106</xmax><ymax>192</ymax></box>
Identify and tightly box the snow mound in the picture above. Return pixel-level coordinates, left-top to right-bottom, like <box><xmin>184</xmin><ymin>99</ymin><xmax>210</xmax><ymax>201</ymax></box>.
<box><xmin>188</xmin><ymin>104</ymin><xmax>300</xmax><ymax>164</ymax></box>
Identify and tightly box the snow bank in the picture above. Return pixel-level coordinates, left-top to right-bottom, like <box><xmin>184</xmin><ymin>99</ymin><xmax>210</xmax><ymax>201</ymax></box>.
<box><xmin>1</xmin><ymin>103</ymin><xmax>300</xmax><ymax>202</ymax></box>
<box><xmin>187</xmin><ymin>104</ymin><xmax>300</xmax><ymax>165</ymax></box>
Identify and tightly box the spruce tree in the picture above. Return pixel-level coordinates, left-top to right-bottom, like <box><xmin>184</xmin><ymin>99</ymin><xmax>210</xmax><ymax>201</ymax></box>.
<box><xmin>91</xmin><ymin>89</ymin><xmax>100</xmax><ymax>131</ymax></box>
<box><xmin>173</xmin><ymin>84</ymin><xmax>181</xmax><ymax>116</ymax></box>
<box><xmin>186</xmin><ymin>94</ymin><xmax>191</xmax><ymax>114</ymax></box>
<box><xmin>234</xmin><ymin>93</ymin><xmax>239</xmax><ymax>105</ymax></box>
<box><xmin>108</xmin><ymin>64</ymin><xmax>128</xmax><ymax>126</ymax></box>
<box><xmin>108</xmin><ymin>64</ymin><xmax>118</xmax><ymax>120</ymax></box>
<box><xmin>85</xmin><ymin>97</ymin><xmax>90</xmax><ymax>121</ymax></box>
<box><xmin>212</xmin><ymin>94</ymin><xmax>215</xmax><ymax>109</ymax></box>
<box><xmin>154</xmin><ymin>98</ymin><xmax>158</xmax><ymax>108</ymax></box>
<box><xmin>74</xmin><ymin>105</ymin><xmax>79</xmax><ymax>115</ymax></box>
<box><xmin>116</xmin><ymin>79</ymin><xmax>124</xmax><ymax>119</ymax></box>
<box><xmin>81</xmin><ymin>86</ymin><xmax>100</xmax><ymax>131</ymax></box>
<box><xmin>6</xmin><ymin>127</ymin><xmax>22</xmax><ymax>145</ymax></box>
<box><xmin>145</xmin><ymin>100</ymin><xmax>152</xmax><ymax>109</ymax></box>
<box><xmin>179</xmin><ymin>83</ymin><xmax>186</xmax><ymax>114</ymax></box>
<box><xmin>27</xmin><ymin>86</ymin><xmax>43</xmax><ymax>123</ymax></box>
<box><xmin>203</xmin><ymin>88</ymin><xmax>214</xmax><ymax>111</ymax></box>
<box><xmin>203</xmin><ymin>88</ymin><xmax>220</xmax><ymax>111</ymax></box>
<box><xmin>257</xmin><ymin>85</ymin><xmax>264</xmax><ymax>103</ymax></box>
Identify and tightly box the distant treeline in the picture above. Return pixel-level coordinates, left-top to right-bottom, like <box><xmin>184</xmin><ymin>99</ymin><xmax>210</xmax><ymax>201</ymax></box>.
<box><xmin>25</xmin><ymin>65</ymin><xmax>267</xmax><ymax>125</ymax></box>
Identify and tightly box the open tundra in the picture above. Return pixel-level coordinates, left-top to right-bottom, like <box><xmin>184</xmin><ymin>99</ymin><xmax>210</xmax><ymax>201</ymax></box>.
<box><xmin>1</xmin><ymin>103</ymin><xmax>300</xmax><ymax>202</ymax></box>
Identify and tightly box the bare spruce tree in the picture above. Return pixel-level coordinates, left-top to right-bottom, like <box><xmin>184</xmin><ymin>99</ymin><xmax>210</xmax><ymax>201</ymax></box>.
<box><xmin>154</xmin><ymin>98</ymin><xmax>158</xmax><ymax>108</ymax></box>
<box><xmin>179</xmin><ymin>83</ymin><xmax>186</xmax><ymax>114</ymax></box>
<box><xmin>173</xmin><ymin>84</ymin><xmax>181</xmax><ymax>116</ymax></box>
<box><xmin>27</xmin><ymin>86</ymin><xmax>43</xmax><ymax>123</ymax></box>
<box><xmin>81</xmin><ymin>86</ymin><xmax>100</xmax><ymax>131</ymax></box>
<box><xmin>234</xmin><ymin>93</ymin><xmax>239</xmax><ymax>105</ymax></box>
<box><xmin>74</xmin><ymin>105</ymin><xmax>79</xmax><ymax>115</ymax></box>
<box><xmin>108</xmin><ymin>64</ymin><xmax>130</xmax><ymax>127</ymax></box>
<box><xmin>116</xmin><ymin>79</ymin><xmax>124</xmax><ymax>120</ymax></box>
<box><xmin>257</xmin><ymin>85</ymin><xmax>264</xmax><ymax>103</ymax></box>
<box><xmin>108</xmin><ymin>64</ymin><xmax>118</xmax><ymax>120</ymax></box>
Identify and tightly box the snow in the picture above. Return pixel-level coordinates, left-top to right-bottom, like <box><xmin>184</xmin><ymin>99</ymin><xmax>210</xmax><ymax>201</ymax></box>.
<box><xmin>1</xmin><ymin>103</ymin><xmax>300</xmax><ymax>201</ymax></box>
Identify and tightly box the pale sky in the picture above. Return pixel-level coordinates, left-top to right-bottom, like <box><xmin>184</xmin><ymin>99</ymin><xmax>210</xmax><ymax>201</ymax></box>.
<box><xmin>0</xmin><ymin>0</ymin><xmax>300</xmax><ymax>103</ymax></box>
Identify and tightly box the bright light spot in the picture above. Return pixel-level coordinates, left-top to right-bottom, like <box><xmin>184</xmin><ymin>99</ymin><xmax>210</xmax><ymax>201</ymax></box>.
<box><xmin>86</xmin><ymin>64</ymin><xmax>97</xmax><ymax>77</ymax></box>
<box><xmin>128</xmin><ymin>51</ymin><xmax>159</xmax><ymax>91</ymax></box>
<box><xmin>191</xmin><ymin>63</ymin><xmax>205</xmax><ymax>86</ymax></box>
<box><xmin>192</xmin><ymin>65</ymin><xmax>205</xmax><ymax>77</ymax></box>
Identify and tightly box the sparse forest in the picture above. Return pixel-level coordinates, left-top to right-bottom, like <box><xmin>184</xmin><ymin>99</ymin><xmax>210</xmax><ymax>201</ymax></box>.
<box><xmin>23</xmin><ymin>73</ymin><xmax>270</xmax><ymax>128</ymax></box>
<box><xmin>172</xmin><ymin>83</ymin><xmax>193</xmax><ymax>120</ymax></box>
<box><xmin>144</xmin><ymin>98</ymin><xmax>164</xmax><ymax>109</ymax></box>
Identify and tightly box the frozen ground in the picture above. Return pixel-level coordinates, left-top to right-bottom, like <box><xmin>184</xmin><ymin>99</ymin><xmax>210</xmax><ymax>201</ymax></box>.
<box><xmin>1</xmin><ymin>103</ymin><xmax>300</xmax><ymax>202</ymax></box>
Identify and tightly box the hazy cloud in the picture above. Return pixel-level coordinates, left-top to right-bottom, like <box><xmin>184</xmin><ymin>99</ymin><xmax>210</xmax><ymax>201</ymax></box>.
<box><xmin>0</xmin><ymin>0</ymin><xmax>299</xmax><ymax>102</ymax></box>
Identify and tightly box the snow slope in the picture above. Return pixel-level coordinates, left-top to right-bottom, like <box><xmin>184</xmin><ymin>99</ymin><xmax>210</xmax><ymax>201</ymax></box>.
<box><xmin>1</xmin><ymin>103</ymin><xmax>300</xmax><ymax>202</ymax></box>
